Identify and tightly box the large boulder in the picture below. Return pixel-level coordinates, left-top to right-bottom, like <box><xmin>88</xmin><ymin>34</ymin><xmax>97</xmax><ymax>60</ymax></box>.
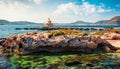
<box><xmin>101</xmin><ymin>33</ymin><xmax>120</xmax><ymax>40</ymax></box>
<box><xmin>106</xmin><ymin>40</ymin><xmax>120</xmax><ymax>48</ymax></box>
<box><xmin>101</xmin><ymin>33</ymin><xmax>120</xmax><ymax>51</ymax></box>
<box><xmin>0</xmin><ymin>32</ymin><xmax>119</xmax><ymax>54</ymax></box>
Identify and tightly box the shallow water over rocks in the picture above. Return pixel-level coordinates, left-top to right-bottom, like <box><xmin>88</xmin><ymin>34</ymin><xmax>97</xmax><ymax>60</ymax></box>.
<box><xmin>8</xmin><ymin>52</ymin><xmax>120</xmax><ymax>69</ymax></box>
<box><xmin>0</xmin><ymin>52</ymin><xmax>10</xmax><ymax>69</ymax></box>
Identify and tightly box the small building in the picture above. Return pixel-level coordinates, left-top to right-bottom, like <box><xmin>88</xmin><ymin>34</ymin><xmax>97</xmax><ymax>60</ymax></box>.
<box><xmin>44</xmin><ymin>18</ymin><xmax>54</xmax><ymax>28</ymax></box>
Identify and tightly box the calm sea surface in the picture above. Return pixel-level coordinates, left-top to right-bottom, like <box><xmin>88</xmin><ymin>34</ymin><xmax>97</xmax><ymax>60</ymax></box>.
<box><xmin>0</xmin><ymin>23</ymin><xmax>120</xmax><ymax>38</ymax></box>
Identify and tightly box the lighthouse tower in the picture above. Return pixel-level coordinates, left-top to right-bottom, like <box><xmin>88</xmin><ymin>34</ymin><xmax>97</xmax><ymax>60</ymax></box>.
<box><xmin>44</xmin><ymin>18</ymin><xmax>54</xmax><ymax>28</ymax></box>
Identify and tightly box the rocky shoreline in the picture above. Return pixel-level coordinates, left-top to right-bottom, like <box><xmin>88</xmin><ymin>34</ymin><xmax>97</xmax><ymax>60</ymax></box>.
<box><xmin>0</xmin><ymin>30</ymin><xmax>120</xmax><ymax>55</ymax></box>
<box><xmin>15</xmin><ymin>27</ymin><xmax>120</xmax><ymax>31</ymax></box>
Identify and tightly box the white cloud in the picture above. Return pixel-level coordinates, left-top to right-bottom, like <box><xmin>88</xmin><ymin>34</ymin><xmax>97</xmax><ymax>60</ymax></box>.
<box><xmin>0</xmin><ymin>0</ymin><xmax>31</xmax><ymax>9</ymax></box>
<box><xmin>0</xmin><ymin>0</ymin><xmax>38</xmax><ymax>22</ymax></box>
<box><xmin>53</xmin><ymin>2</ymin><xmax>112</xmax><ymax>16</ymax></box>
<box><xmin>51</xmin><ymin>2</ymin><xmax>113</xmax><ymax>23</ymax></box>
<box><xmin>28</xmin><ymin>0</ymin><xmax>44</xmax><ymax>5</ymax></box>
<box><xmin>0</xmin><ymin>0</ymin><xmax>114</xmax><ymax>23</ymax></box>
<box><xmin>34</xmin><ymin>0</ymin><xmax>43</xmax><ymax>5</ymax></box>
<box><xmin>0</xmin><ymin>0</ymin><xmax>50</xmax><ymax>23</ymax></box>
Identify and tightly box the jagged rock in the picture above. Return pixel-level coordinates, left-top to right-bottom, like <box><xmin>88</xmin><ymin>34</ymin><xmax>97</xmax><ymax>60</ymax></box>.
<box><xmin>101</xmin><ymin>33</ymin><xmax>120</xmax><ymax>40</ymax></box>
<box><xmin>58</xmin><ymin>40</ymin><xmax>68</xmax><ymax>47</ymax></box>
<box><xmin>106</xmin><ymin>40</ymin><xmax>120</xmax><ymax>48</ymax></box>
<box><xmin>0</xmin><ymin>38</ymin><xmax>6</xmax><ymax>46</ymax></box>
<box><xmin>0</xmin><ymin>32</ymin><xmax>119</xmax><ymax>54</ymax></box>
<box><xmin>116</xmin><ymin>49</ymin><xmax>120</xmax><ymax>53</ymax></box>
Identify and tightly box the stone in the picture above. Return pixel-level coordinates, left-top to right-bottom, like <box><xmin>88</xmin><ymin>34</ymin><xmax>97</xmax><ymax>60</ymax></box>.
<box><xmin>0</xmin><ymin>54</ymin><xmax>10</xmax><ymax>69</ymax></box>
<box><xmin>101</xmin><ymin>33</ymin><xmax>120</xmax><ymax>40</ymax></box>
<box><xmin>0</xmin><ymin>32</ymin><xmax>119</xmax><ymax>54</ymax></box>
<box><xmin>116</xmin><ymin>49</ymin><xmax>120</xmax><ymax>53</ymax></box>
<box><xmin>67</xmin><ymin>38</ymin><xmax>81</xmax><ymax>47</ymax></box>
<box><xmin>106</xmin><ymin>40</ymin><xmax>120</xmax><ymax>48</ymax></box>
<box><xmin>58</xmin><ymin>40</ymin><xmax>68</xmax><ymax>47</ymax></box>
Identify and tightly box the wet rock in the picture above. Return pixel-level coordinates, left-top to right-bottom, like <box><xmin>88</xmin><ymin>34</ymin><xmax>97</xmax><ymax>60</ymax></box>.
<box><xmin>86</xmin><ymin>63</ymin><xmax>93</xmax><ymax>67</ymax></box>
<box><xmin>0</xmin><ymin>52</ymin><xmax>10</xmax><ymax>69</ymax></box>
<box><xmin>65</xmin><ymin>61</ymin><xmax>80</xmax><ymax>66</ymax></box>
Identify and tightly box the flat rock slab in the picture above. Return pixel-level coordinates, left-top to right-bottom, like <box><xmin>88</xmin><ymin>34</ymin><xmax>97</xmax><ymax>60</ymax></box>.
<box><xmin>107</xmin><ymin>40</ymin><xmax>120</xmax><ymax>48</ymax></box>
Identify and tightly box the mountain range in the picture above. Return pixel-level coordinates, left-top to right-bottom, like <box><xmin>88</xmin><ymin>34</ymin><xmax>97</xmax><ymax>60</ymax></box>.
<box><xmin>72</xmin><ymin>16</ymin><xmax>120</xmax><ymax>25</ymax></box>
<box><xmin>0</xmin><ymin>20</ymin><xmax>41</xmax><ymax>25</ymax></box>
<box><xmin>71</xmin><ymin>21</ymin><xmax>91</xmax><ymax>24</ymax></box>
<box><xmin>0</xmin><ymin>16</ymin><xmax>120</xmax><ymax>25</ymax></box>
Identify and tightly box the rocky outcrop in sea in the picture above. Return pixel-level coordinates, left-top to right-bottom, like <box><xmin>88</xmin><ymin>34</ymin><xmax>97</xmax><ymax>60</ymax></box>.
<box><xmin>0</xmin><ymin>32</ymin><xmax>119</xmax><ymax>54</ymax></box>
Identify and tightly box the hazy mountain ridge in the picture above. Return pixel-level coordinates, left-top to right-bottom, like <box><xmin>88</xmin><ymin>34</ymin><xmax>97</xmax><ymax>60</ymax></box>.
<box><xmin>95</xmin><ymin>16</ymin><xmax>120</xmax><ymax>25</ymax></box>
<box><xmin>0</xmin><ymin>20</ymin><xmax>10</xmax><ymax>25</ymax></box>
<box><xmin>108</xmin><ymin>16</ymin><xmax>120</xmax><ymax>24</ymax></box>
<box><xmin>95</xmin><ymin>20</ymin><xmax>108</xmax><ymax>24</ymax></box>
<box><xmin>72</xmin><ymin>16</ymin><xmax>120</xmax><ymax>25</ymax></box>
<box><xmin>71</xmin><ymin>21</ymin><xmax>91</xmax><ymax>24</ymax></box>
<box><xmin>0</xmin><ymin>20</ymin><xmax>41</xmax><ymax>25</ymax></box>
<box><xmin>0</xmin><ymin>16</ymin><xmax>120</xmax><ymax>25</ymax></box>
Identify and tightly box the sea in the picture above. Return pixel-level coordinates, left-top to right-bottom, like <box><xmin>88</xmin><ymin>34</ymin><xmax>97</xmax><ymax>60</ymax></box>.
<box><xmin>0</xmin><ymin>23</ymin><xmax>120</xmax><ymax>38</ymax></box>
<box><xmin>0</xmin><ymin>24</ymin><xmax>120</xmax><ymax>69</ymax></box>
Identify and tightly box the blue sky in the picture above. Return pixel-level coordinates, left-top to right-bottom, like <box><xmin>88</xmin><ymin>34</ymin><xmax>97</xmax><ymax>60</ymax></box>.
<box><xmin>0</xmin><ymin>0</ymin><xmax>120</xmax><ymax>23</ymax></box>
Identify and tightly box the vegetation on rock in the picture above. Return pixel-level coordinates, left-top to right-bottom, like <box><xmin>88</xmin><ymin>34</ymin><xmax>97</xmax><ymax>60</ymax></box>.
<box><xmin>9</xmin><ymin>52</ymin><xmax>120</xmax><ymax>69</ymax></box>
<box><xmin>46</xmin><ymin>30</ymin><xmax>84</xmax><ymax>36</ymax></box>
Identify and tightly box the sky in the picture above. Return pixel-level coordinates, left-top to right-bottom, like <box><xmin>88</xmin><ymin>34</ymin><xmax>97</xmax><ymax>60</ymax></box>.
<box><xmin>0</xmin><ymin>0</ymin><xmax>120</xmax><ymax>23</ymax></box>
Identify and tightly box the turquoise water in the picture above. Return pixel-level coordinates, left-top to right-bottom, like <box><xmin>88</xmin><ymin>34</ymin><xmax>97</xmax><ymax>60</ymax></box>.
<box><xmin>0</xmin><ymin>24</ymin><xmax>44</xmax><ymax>38</ymax></box>
<box><xmin>0</xmin><ymin>24</ymin><xmax>120</xmax><ymax>38</ymax></box>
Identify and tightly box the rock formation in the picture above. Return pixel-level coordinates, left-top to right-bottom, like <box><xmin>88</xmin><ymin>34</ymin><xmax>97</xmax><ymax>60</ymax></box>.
<box><xmin>95</xmin><ymin>16</ymin><xmax>120</xmax><ymax>25</ymax></box>
<box><xmin>101</xmin><ymin>33</ymin><xmax>120</xmax><ymax>52</ymax></box>
<box><xmin>0</xmin><ymin>32</ymin><xmax>119</xmax><ymax>54</ymax></box>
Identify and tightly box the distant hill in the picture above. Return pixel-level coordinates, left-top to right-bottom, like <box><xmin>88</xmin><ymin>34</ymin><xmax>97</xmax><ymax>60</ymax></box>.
<box><xmin>12</xmin><ymin>21</ymin><xmax>39</xmax><ymax>25</ymax></box>
<box><xmin>0</xmin><ymin>20</ymin><xmax>10</xmax><ymax>25</ymax></box>
<box><xmin>71</xmin><ymin>21</ymin><xmax>91</xmax><ymax>24</ymax></box>
<box><xmin>108</xmin><ymin>16</ymin><xmax>120</xmax><ymax>24</ymax></box>
<box><xmin>1</xmin><ymin>16</ymin><xmax>120</xmax><ymax>25</ymax></box>
<box><xmin>71</xmin><ymin>16</ymin><xmax>120</xmax><ymax>25</ymax></box>
<box><xmin>0</xmin><ymin>19</ymin><xmax>41</xmax><ymax>25</ymax></box>
<box><xmin>95</xmin><ymin>20</ymin><xmax>108</xmax><ymax>24</ymax></box>
<box><xmin>95</xmin><ymin>16</ymin><xmax>120</xmax><ymax>25</ymax></box>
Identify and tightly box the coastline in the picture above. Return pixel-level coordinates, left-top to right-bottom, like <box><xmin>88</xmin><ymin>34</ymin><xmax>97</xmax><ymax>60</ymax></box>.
<box><xmin>0</xmin><ymin>29</ymin><xmax>120</xmax><ymax>54</ymax></box>
<box><xmin>0</xmin><ymin>29</ymin><xmax>120</xmax><ymax>69</ymax></box>
<box><xmin>15</xmin><ymin>27</ymin><xmax>120</xmax><ymax>31</ymax></box>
